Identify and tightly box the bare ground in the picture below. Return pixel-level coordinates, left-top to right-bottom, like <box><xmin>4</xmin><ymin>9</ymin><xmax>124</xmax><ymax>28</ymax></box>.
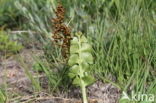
<box><xmin>0</xmin><ymin>49</ymin><xmax>121</xmax><ymax>103</ymax></box>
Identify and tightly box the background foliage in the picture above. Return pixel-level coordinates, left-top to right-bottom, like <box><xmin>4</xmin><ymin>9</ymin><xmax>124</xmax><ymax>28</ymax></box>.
<box><xmin>0</xmin><ymin>0</ymin><xmax>155</xmax><ymax>103</ymax></box>
<box><xmin>0</xmin><ymin>30</ymin><xmax>23</xmax><ymax>57</ymax></box>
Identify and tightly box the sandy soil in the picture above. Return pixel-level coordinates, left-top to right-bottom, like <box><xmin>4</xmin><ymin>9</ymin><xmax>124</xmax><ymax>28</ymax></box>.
<box><xmin>0</xmin><ymin>49</ymin><xmax>121</xmax><ymax>103</ymax></box>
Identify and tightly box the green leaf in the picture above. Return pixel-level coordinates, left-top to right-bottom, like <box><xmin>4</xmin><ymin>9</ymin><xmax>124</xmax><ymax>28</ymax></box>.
<box><xmin>82</xmin><ymin>75</ymin><xmax>95</xmax><ymax>86</ymax></box>
<box><xmin>70</xmin><ymin>42</ymin><xmax>92</xmax><ymax>54</ymax></box>
<box><xmin>33</xmin><ymin>62</ymin><xmax>44</xmax><ymax>72</ymax></box>
<box><xmin>81</xmin><ymin>52</ymin><xmax>93</xmax><ymax>64</ymax></box>
<box><xmin>68</xmin><ymin>73</ymin><xmax>76</xmax><ymax>78</ymax></box>
<box><xmin>81</xmin><ymin>63</ymin><xmax>89</xmax><ymax>71</ymax></box>
<box><xmin>81</xmin><ymin>43</ymin><xmax>92</xmax><ymax>52</ymax></box>
<box><xmin>71</xmin><ymin>37</ymin><xmax>79</xmax><ymax>45</ymax></box>
<box><xmin>119</xmin><ymin>99</ymin><xmax>131</xmax><ymax>103</ymax></box>
<box><xmin>70</xmin><ymin>65</ymin><xmax>79</xmax><ymax>74</ymax></box>
<box><xmin>73</xmin><ymin>76</ymin><xmax>81</xmax><ymax>87</ymax></box>
<box><xmin>68</xmin><ymin>54</ymin><xmax>79</xmax><ymax>66</ymax></box>
<box><xmin>0</xmin><ymin>89</ymin><xmax>6</xmax><ymax>103</ymax></box>
<box><xmin>80</xmin><ymin>35</ymin><xmax>88</xmax><ymax>43</ymax></box>
<box><xmin>70</xmin><ymin>44</ymin><xmax>79</xmax><ymax>54</ymax></box>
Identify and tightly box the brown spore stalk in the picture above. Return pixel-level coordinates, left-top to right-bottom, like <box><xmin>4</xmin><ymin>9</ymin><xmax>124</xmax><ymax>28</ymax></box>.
<box><xmin>52</xmin><ymin>3</ymin><xmax>72</xmax><ymax>59</ymax></box>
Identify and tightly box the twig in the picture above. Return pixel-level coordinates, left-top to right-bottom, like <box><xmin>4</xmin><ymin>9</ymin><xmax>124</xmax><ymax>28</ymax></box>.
<box><xmin>8</xmin><ymin>31</ymin><xmax>36</xmax><ymax>34</ymax></box>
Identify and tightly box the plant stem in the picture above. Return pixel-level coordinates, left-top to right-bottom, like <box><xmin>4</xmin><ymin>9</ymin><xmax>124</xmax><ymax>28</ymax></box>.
<box><xmin>81</xmin><ymin>85</ymin><xmax>88</xmax><ymax>103</ymax></box>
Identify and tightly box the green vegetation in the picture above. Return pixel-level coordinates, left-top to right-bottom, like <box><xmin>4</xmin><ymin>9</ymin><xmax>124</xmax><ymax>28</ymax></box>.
<box><xmin>0</xmin><ymin>0</ymin><xmax>22</xmax><ymax>28</ymax></box>
<box><xmin>15</xmin><ymin>0</ymin><xmax>56</xmax><ymax>41</ymax></box>
<box><xmin>0</xmin><ymin>0</ymin><xmax>155</xmax><ymax>103</ymax></box>
<box><xmin>0</xmin><ymin>30</ymin><xmax>23</xmax><ymax>57</ymax></box>
<box><xmin>0</xmin><ymin>89</ymin><xmax>6</xmax><ymax>103</ymax></box>
<box><xmin>68</xmin><ymin>32</ymin><xmax>95</xmax><ymax>103</ymax></box>
<box><xmin>32</xmin><ymin>61</ymin><xmax>68</xmax><ymax>92</ymax></box>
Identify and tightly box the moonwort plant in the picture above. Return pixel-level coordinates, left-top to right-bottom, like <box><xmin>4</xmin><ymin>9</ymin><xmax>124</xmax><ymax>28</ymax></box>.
<box><xmin>68</xmin><ymin>32</ymin><xmax>95</xmax><ymax>103</ymax></box>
